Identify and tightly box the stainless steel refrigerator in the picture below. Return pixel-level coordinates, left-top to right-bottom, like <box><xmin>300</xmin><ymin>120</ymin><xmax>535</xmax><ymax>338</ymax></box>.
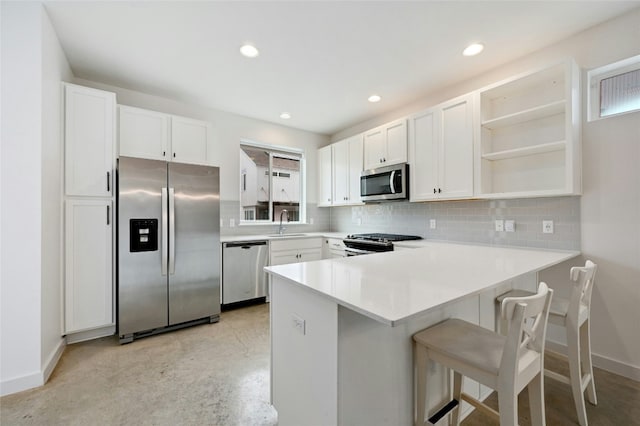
<box><xmin>117</xmin><ymin>156</ymin><xmax>220</xmax><ymax>343</ymax></box>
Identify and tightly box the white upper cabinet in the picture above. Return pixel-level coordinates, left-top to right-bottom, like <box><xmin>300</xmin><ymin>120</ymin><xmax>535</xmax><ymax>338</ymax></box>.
<box><xmin>363</xmin><ymin>118</ymin><xmax>407</xmax><ymax>169</ymax></box>
<box><xmin>118</xmin><ymin>105</ymin><xmax>214</xmax><ymax>166</ymax></box>
<box><xmin>64</xmin><ymin>84</ymin><xmax>115</xmax><ymax>197</ymax></box>
<box><xmin>170</xmin><ymin>115</ymin><xmax>214</xmax><ymax>165</ymax></box>
<box><xmin>409</xmin><ymin>94</ymin><xmax>474</xmax><ymax>201</ymax></box>
<box><xmin>475</xmin><ymin>59</ymin><xmax>581</xmax><ymax>198</ymax></box>
<box><xmin>318</xmin><ymin>145</ymin><xmax>333</xmax><ymax>207</ymax></box>
<box><xmin>118</xmin><ymin>105</ymin><xmax>169</xmax><ymax>160</ymax></box>
<box><xmin>332</xmin><ymin>134</ymin><xmax>363</xmax><ymax>206</ymax></box>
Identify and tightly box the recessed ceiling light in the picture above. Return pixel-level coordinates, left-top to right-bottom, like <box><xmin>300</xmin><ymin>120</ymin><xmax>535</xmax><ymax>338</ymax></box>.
<box><xmin>240</xmin><ymin>44</ymin><xmax>259</xmax><ymax>58</ymax></box>
<box><xmin>463</xmin><ymin>43</ymin><xmax>484</xmax><ymax>57</ymax></box>
<box><xmin>280</xmin><ymin>112</ymin><xmax>291</xmax><ymax>119</ymax></box>
<box><xmin>368</xmin><ymin>95</ymin><xmax>381</xmax><ymax>103</ymax></box>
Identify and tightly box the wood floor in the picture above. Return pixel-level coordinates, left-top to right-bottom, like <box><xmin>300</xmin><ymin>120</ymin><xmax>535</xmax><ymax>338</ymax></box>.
<box><xmin>459</xmin><ymin>352</ymin><xmax>640</xmax><ymax>426</ymax></box>
<box><xmin>1</xmin><ymin>303</ymin><xmax>638</xmax><ymax>425</ymax></box>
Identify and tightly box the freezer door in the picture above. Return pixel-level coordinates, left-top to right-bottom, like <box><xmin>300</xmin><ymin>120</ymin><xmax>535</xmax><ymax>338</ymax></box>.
<box><xmin>168</xmin><ymin>162</ymin><xmax>220</xmax><ymax>325</ymax></box>
<box><xmin>118</xmin><ymin>157</ymin><xmax>168</xmax><ymax>336</ymax></box>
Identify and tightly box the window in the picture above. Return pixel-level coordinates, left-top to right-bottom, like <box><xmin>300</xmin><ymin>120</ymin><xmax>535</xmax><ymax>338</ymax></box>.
<box><xmin>239</xmin><ymin>142</ymin><xmax>305</xmax><ymax>223</ymax></box>
<box><xmin>588</xmin><ymin>54</ymin><xmax>640</xmax><ymax>121</ymax></box>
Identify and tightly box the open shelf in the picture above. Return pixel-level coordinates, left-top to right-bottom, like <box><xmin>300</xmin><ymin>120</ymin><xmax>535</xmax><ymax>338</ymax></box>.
<box><xmin>481</xmin><ymin>100</ymin><xmax>565</xmax><ymax>130</ymax></box>
<box><xmin>482</xmin><ymin>140</ymin><xmax>566</xmax><ymax>161</ymax></box>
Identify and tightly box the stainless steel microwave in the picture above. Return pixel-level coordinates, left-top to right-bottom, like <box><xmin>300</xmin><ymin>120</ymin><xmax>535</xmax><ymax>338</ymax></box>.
<box><xmin>360</xmin><ymin>163</ymin><xmax>409</xmax><ymax>202</ymax></box>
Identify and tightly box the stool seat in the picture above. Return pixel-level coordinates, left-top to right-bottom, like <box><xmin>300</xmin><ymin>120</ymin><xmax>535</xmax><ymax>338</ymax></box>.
<box><xmin>414</xmin><ymin>283</ymin><xmax>553</xmax><ymax>426</ymax></box>
<box><xmin>414</xmin><ymin>318</ymin><xmax>539</xmax><ymax>378</ymax></box>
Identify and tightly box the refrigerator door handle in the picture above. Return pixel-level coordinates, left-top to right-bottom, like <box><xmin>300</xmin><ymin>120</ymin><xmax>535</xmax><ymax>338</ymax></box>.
<box><xmin>169</xmin><ymin>187</ymin><xmax>176</xmax><ymax>275</ymax></box>
<box><xmin>161</xmin><ymin>187</ymin><xmax>168</xmax><ymax>276</ymax></box>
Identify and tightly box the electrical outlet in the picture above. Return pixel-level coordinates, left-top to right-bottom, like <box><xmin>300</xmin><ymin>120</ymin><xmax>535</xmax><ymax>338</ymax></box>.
<box><xmin>310</xmin><ymin>217</ymin><xmax>314</xmax><ymax>225</ymax></box>
<box><xmin>430</xmin><ymin>219</ymin><xmax>437</xmax><ymax>229</ymax></box>
<box><xmin>495</xmin><ymin>219</ymin><xmax>504</xmax><ymax>232</ymax></box>
<box><xmin>229</xmin><ymin>218</ymin><xmax>235</xmax><ymax>227</ymax></box>
<box><xmin>543</xmin><ymin>220</ymin><xmax>554</xmax><ymax>234</ymax></box>
<box><xmin>505</xmin><ymin>220</ymin><xmax>515</xmax><ymax>232</ymax></box>
<box><xmin>292</xmin><ymin>314</ymin><xmax>305</xmax><ymax>335</ymax></box>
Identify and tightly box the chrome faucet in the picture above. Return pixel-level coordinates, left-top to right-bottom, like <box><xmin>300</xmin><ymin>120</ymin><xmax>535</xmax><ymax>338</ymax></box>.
<box><xmin>278</xmin><ymin>209</ymin><xmax>289</xmax><ymax>235</ymax></box>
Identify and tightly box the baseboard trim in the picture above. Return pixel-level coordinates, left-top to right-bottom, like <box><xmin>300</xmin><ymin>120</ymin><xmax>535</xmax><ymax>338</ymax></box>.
<box><xmin>66</xmin><ymin>324</ymin><xmax>115</xmax><ymax>344</ymax></box>
<box><xmin>42</xmin><ymin>338</ymin><xmax>66</xmax><ymax>383</ymax></box>
<box><xmin>0</xmin><ymin>371</ymin><xmax>43</xmax><ymax>397</ymax></box>
<box><xmin>546</xmin><ymin>340</ymin><xmax>640</xmax><ymax>381</ymax></box>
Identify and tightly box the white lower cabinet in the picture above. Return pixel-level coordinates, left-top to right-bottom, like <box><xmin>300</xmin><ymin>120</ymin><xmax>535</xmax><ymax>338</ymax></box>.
<box><xmin>64</xmin><ymin>199</ymin><xmax>113</xmax><ymax>334</ymax></box>
<box><xmin>270</xmin><ymin>238</ymin><xmax>322</xmax><ymax>266</ymax></box>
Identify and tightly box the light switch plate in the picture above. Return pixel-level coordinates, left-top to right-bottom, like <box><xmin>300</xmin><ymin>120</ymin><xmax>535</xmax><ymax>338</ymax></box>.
<box><xmin>543</xmin><ymin>220</ymin><xmax>554</xmax><ymax>234</ymax></box>
<box><xmin>310</xmin><ymin>217</ymin><xmax>314</xmax><ymax>225</ymax></box>
<box><xmin>229</xmin><ymin>218</ymin><xmax>235</xmax><ymax>227</ymax></box>
<box><xmin>495</xmin><ymin>219</ymin><xmax>504</xmax><ymax>232</ymax></box>
<box><xmin>430</xmin><ymin>219</ymin><xmax>437</xmax><ymax>229</ymax></box>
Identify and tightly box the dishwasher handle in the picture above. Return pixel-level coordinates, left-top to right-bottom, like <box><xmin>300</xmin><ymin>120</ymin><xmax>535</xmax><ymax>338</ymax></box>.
<box><xmin>224</xmin><ymin>241</ymin><xmax>268</xmax><ymax>249</ymax></box>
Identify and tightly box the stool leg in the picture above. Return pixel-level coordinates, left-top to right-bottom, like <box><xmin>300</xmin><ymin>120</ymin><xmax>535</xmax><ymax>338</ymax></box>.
<box><xmin>415</xmin><ymin>343</ymin><xmax>427</xmax><ymax>426</ymax></box>
<box><xmin>450</xmin><ymin>372</ymin><xmax>462</xmax><ymax>426</ymax></box>
<box><xmin>567</xmin><ymin>324</ymin><xmax>588</xmax><ymax>426</ymax></box>
<box><xmin>581</xmin><ymin>319</ymin><xmax>597</xmax><ymax>405</ymax></box>
<box><xmin>528</xmin><ymin>371</ymin><xmax>546</xmax><ymax>426</ymax></box>
<box><xmin>497</xmin><ymin>387</ymin><xmax>518</xmax><ymax>426</ymax></box>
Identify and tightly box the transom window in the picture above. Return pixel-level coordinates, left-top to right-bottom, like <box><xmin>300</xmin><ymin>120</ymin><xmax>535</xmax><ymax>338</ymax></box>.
<box><xmin>240</xmin><ymin>142</ymin><xmax>305</xmax><ymax>223</ymax></box>
<box><xmin>588</xmin><ymin>54</ymin><xmax>640</xmax><ymax>121</ymax></box>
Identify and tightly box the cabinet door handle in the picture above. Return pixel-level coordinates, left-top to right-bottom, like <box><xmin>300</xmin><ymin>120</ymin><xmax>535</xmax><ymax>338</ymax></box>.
<box><xmin>106</xmin><ymin>205</ymin><xmax>110</xmax><ymax>225</ymax></box>
<box><xmin>163</xmin><ymin>151</ymin><xmax>166</xmax><ymax>157</ymax></box>
<box><xmin>433</xmin><ymin>188</ymin><xmax>437</xmax><ymax>194</ymax></box>
<box><xmin>107</xmin><ymin>172</ymin><xmax>110</xmax><ymax>192</ymax></box>
<box><xmin>173</xmin><ymin>152</ymin><xmax>176</xmax><ymax>158</ymax></box>
<box><xmin>438</xmin><ymin>188</ymin><xmax>442</xmax><ymax>193</ymax></box>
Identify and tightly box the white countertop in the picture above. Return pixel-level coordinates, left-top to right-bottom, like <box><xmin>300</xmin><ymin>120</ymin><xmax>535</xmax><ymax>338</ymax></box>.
<box><xmin>265</xmin><ymin>241</ymin><xmax>579</xmax><ymax>326</ymax></box>
<box><xmin>220</xmin><ymin>232</ymin><xmax>347</xmax><ymax>243</ymax></box>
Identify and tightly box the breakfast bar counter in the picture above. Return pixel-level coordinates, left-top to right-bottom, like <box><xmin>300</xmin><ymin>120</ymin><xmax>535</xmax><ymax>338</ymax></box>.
<box><xmin>265</xmin><ymin>242</ymin><xmax>579</xmax><ymax>425</ymax></box>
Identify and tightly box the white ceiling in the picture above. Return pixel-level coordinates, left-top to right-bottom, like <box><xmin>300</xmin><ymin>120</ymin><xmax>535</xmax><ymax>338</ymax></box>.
<box><xmin>44</xmin><ymin>1</ymin><xmax>639</xmax><ymax>135</ymax></box>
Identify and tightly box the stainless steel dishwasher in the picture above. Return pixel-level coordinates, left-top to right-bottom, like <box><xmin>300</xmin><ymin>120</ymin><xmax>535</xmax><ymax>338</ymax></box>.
<box><xmin>222</xmin><ymin>241</ymin><xmax>269</xmax><ymax>305</ymax></box>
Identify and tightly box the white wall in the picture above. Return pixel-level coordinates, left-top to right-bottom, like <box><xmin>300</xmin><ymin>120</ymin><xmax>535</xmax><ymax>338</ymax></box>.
<box><xmin>40</xmin><ymin>6</ymin><xmax>73</xmax><ymax>380</ymax></box>
<box><xmin>1</xmin><ymin>2</ymin><xmax>44</xmax><ymax>395</ymax></box>
<box><xmin>332</xmin><ymin>9</ymin><xmax>640</xmax><ymax>379</ymax></box>
<box><xmin>0</xmin><ymin>2</ymin><xmax>73</xmax><ymax>396</ymax></box>
<box><xmin>72</xmin><ymin>78</ymin><xmax>329</xmax><ymax>204</ymax></box>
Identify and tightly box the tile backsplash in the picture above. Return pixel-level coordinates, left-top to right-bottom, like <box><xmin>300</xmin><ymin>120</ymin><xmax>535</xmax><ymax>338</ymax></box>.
<box><xmin>330</xmin><ymin>197</ymin><xmax>580</xmax><ymax>250</ymax></box>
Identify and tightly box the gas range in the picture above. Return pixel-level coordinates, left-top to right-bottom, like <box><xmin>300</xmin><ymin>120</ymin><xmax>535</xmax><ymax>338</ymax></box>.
<box><xmin>343</xmin><ymin>233</ymin><xmax>422</xmax><ymax>256</ymax></box>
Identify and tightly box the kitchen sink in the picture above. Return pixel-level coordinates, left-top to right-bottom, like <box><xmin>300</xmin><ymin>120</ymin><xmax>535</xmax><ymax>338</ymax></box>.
<box><xmin>267</xmin><ymin>233</ymin><xmax>308</xmax><ymax>237</ymax></box>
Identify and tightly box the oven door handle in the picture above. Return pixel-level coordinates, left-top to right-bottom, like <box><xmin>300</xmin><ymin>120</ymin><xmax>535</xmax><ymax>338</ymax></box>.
<box><xmin>389</xmin><ymin>170</ymin><xmax>396</xmax><ymax>194</ymax></box>
<box><xmin>345</xmin><ymin>247</ymin><xmax>375</xmax><ymax>256</ymax></box>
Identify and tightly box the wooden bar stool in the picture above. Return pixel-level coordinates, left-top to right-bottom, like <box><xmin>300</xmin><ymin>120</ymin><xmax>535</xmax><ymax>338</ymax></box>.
<box><xmin>496</xmin><ymin>260</ymin><xmax>598</xmax><ymax>426</ymax></box>
<box><xmin>413</xmin><ymin>282</ymin><xmax>553</xmax><ymax>426</ymax></box>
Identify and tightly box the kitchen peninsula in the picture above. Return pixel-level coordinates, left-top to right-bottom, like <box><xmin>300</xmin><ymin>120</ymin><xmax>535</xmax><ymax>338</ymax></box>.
<box><xmin>265</xmin><ymin>241</ymin><xmax>579</xmax><ymax>425</ymax></box>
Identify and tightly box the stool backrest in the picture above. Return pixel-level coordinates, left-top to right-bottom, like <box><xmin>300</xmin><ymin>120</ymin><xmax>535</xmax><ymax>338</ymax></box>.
<box><xmin>500</xmin><ymin>282</ymin><xmax>553</xmax><ymax>387</ymax></box>
<box><xmin>569</xmin><ymin>260</ymin><xmax>598</xmax><ymax>309</ymax></box>
<box><xmin>569</xmin><ymin>260</ymin><xmax>598</xmax><ymax>323</ymax></box>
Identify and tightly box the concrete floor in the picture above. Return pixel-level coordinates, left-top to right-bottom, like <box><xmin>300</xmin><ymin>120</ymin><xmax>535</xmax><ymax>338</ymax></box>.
<box><xmin>2</xmin><ymin>303</ymin><xmax>639</xmax><ymax>425</ymax></box>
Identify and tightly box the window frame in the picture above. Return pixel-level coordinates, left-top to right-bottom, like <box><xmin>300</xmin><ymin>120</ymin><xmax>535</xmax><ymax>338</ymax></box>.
<box><xmin>239</xmin><ymin>139</ymin><xmax>307</xmax><ymax>225</ymax></box>
<box><xmin>587</xmin><ymin>54</ymin><xmax>640</xmax><ymax>122</ymax></box>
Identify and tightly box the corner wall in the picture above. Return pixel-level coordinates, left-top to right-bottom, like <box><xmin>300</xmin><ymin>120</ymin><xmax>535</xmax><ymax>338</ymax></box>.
<box><xmin>330</xmin><ymin>9</ymin><xmax>640</xmax><ymax>379</ymax></box>
<box><xmin>1</xmin><ymin>2</ymin><xmax>44</xmax><ymax>395</ymax></box>
<box><xmin>40</xmin><ymin>5</ymin><xmax>73</xmax><ymax>382</ymax></box>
